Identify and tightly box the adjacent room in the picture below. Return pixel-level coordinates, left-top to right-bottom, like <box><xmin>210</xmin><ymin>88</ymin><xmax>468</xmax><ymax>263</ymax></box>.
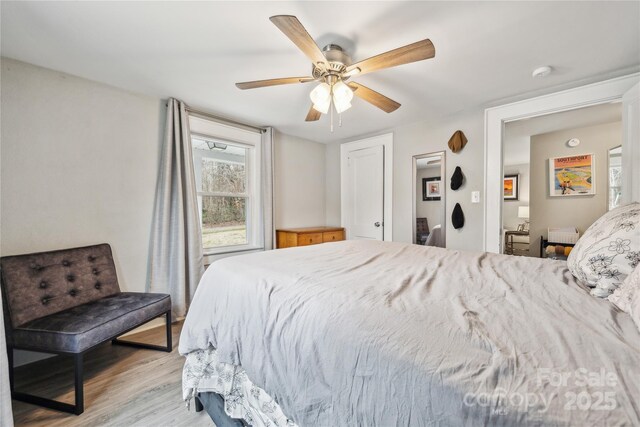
<box><xmin>502</xmin><ymin>102</ymin><xmax>623</xmax><ymax>258</ymax></box>
<box><xmin>1</xmin><ymin>2</ymin><xmax>639</xmax><ymax>426</ymax></box>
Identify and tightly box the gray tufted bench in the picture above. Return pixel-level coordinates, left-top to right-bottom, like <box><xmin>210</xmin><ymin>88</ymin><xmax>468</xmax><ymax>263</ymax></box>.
<box><xmin>0</xmin><ymin>243</ymin><xmax>171</xmax><ymax>415</ymax></box>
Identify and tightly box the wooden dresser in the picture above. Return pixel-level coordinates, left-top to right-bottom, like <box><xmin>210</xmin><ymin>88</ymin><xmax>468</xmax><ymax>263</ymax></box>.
<box><xmin>276</xmin><ymin>226</ymin><xmax>345</xmax><ymax>249</ymax></box>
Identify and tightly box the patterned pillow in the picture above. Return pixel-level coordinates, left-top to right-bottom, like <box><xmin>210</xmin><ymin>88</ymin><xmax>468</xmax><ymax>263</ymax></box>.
<box><xmin>629</xmin><ymin>276</ymin><xmax>640</xmax><ymax>334</ymax></box>
<box><xmin>608</xmin><ymin>264</ymin><xmax>640</xmax><ymax>313</ymax></box>
<box><xmin>567</xmin><ymin>202</ymin><xmax>640</xmax><ymax>298</ymax></box>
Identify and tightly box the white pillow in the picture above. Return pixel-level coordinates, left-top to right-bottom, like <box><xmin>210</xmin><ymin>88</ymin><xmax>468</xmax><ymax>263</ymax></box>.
<box><xmin>630</xmin><ymin>278</ymin><xmax>640</xmax><ymax>334</ymax></box>
<box><xmin>610</xmin><ymin>265</ymin><xmax>640</xmax><ymax>333</ymax></box>
<box><xmin>608</xmin><ymin>264</ymin><xmax>640</xmax><ymax>313</ymax></box>
<box><xmin>567</xmin><ymin>202</ymin><xmax>640</xmax><ymax>298</ymax></box>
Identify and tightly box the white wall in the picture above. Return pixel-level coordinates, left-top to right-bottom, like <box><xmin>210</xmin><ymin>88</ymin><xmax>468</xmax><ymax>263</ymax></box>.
<box><xmin>274</xmin><ymin>131</ymin><xmax>326</xmax><ymax>229</ymax></box>
<box><xmin>529</xmin><ymin>121</ymin><xmax>622</xmax><ymax>255</ymax></box>
<box><xmin>326</xmin><ymin>109</ymin><xmax>485</xmax><ymax>251</ymax></box>
<box><xmin>1</xmin><ymin>57</ymin><xmax>164</xmax><ymax>291</ymax></box>
<box><xmin>325</xmin><ymin>142</ymin><xmax>341</xmax><ymax>227</ymax></box>
<box><xmin>503</xmin><ymin>163</ymin><xmax>530</xmax><ymax>230</ymax></box>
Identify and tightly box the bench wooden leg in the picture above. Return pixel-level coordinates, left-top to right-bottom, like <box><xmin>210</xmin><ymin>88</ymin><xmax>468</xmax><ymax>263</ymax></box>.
<box><xmin>111</xmin><ymin>311</ymin><xmax>172</xmax><ymax>352</ymax></box>
<box><xmin>11</xmin><ymin>351</ymin><xmax>84</xmax><ymax>415</ymax></box>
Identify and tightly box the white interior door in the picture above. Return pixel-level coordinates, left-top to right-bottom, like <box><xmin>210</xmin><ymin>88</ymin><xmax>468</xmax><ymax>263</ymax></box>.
<box><xmin>345</xmin><ymin>145</ymin><xmax>384</xmax><ymax>240</ymax></box>
<box><xmin>622</xmin><ymin>82</ymin><xmax>640</xmax><ymax>203</ymax></box>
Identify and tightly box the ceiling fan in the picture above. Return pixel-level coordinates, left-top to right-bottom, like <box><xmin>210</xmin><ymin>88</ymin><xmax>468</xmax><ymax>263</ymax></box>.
<box><xmin>236</xmin><ymin>15</ymin><xmax>435</xmax><ymax>129</ymax></box>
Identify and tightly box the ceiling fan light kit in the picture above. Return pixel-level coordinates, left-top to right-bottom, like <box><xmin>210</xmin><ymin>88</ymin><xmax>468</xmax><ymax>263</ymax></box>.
<box><xmin>310</xmin><ymin>82</ymin><xmax>331</xmax><ymax>113</ymax></box>
<box><xmin>331</xmin><ymin>80</ymin><xmax>354</xmax><ymax>114</ymax></box>
<box><xmin>236</xmin><ymin>15</ymin><xmax>436</xmax><ymax>132</ymax></box>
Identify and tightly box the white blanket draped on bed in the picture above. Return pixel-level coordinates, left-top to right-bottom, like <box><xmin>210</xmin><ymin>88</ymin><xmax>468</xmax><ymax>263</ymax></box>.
<box><xmin>180</xmin><ymin>240</ymin><xmax>640</xmax><ymax>426</ymax></box>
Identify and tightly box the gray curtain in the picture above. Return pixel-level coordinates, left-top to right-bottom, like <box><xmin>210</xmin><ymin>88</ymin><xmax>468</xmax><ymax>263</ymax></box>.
<box><xmin>262</xmin><ymin>127</ymin><xmax>275</xmax><ymax>250</ymax></box>
<box><xmin>0</xmin><ymin>294</ymin><xmax>13</xmax><ymax>426</ymax></box>
<box><xmin>148</xmin><ymin>98</ymin><xmax>204</xmax><ymax>317</ymax></box>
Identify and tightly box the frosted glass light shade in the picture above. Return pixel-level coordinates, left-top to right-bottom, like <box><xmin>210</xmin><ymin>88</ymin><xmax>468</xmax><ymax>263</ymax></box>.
<box><xmin>334</xmin><ymin>98</ymin><xmax>351</xmax><ymax>114</ymax></box>
<box><xmin>312</xmin><ymin>98</ymin><xmax>330</xmax><ymax>114</ymax></box>
<box><xmin>332</xmin><ymin>81</ymin><xmax>353</xmax><ymax>114</ymax></box>
<box><xmin>310</xmin><ymin>83</ymin><xmax>331</xmax><ymax>105</ymax></box>
<box><xmin>332</xmin><ymin>81</ymin><xmax>354</xmax><ymax>103</ymax></box>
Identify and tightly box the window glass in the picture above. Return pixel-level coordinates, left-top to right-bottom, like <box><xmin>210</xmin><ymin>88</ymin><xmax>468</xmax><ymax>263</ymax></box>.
<box><xmin>193</xmin><ymin>137</ymin><xmax>250</xmax><ymax>250</ymax></box>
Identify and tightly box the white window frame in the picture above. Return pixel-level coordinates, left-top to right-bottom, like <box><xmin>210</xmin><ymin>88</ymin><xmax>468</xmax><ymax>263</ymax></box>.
<box><xmin>189</xmin><ymin>115</ymin><xmax>263</xmax><ymax>255</ymax></box>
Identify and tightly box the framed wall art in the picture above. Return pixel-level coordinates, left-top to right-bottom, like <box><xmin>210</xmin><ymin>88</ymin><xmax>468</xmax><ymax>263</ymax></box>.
<box><xmin>549</xmin><ymin>154</ymin><xmax>595</xmax><ymax>197</ymax></box>
<box><xmin>422</xmin><ymin>177</ymin><xmax>441</xmax><ymax>201</ymax></box>
<box><xmin>503</xmin><ymin>174</ymin><xmax>519</xmax><ymax>200</ymax></box>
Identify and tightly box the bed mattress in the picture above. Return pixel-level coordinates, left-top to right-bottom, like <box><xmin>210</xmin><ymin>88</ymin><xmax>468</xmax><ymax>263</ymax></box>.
<box><xmin>180</xmin><ymin>240</ymin><xmax>640</xmax><ymax>426</ymax></box>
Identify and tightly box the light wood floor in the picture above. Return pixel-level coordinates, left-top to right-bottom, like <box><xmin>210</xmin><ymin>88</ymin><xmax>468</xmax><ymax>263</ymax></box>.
<box><xmin>12</xmin><ymin>321</ymin><xmax>213</xmax><ymax>427</ymax></box>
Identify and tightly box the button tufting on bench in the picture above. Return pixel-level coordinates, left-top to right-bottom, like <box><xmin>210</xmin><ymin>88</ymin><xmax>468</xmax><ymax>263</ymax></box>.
<box><xmin>95</xmin><ymin>281</ymin><xmax>101</xmax><ymax>289</ymax></box>
<box><xmin>92</xmin><ymin>268</ymin><xmax>99</xmax><ymax>275</ymax></box>
<box><xmin>39</xmin><ymin>281</ymin><xmax>48</xmax><ymax>289</ymax></box>
<box><xmin>67</xmin><ymin>274</ymin><xmax>75</xmax><ymax>282</ymax></box>
<box><xmin>41</xmin><ymin>296</ymin><xmax>50</xmax><ymax>305</ymax></box>
<box><xmin>62</xmin><ymin>260</ymin><xmax>70</xmax><ymax>267</ymax></box>
<box><xmin>88</xmin><ymin>255</ymin><xmax>96</xmax><ymax>262</ymax></box>
<box><xmin>69</xmin><ymin>289</ymin><xmax>78</xmax><ymax>297</ymax></box>
<box><xmin>31</xmin><ymin>264</ymin><xmax>41</xmax><ymax>271</ymax></box>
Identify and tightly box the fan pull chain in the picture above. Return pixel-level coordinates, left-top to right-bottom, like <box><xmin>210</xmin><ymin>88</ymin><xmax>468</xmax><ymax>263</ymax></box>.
<box><xmin>339</xmin><ymin>114</ymin><xmax>342</xmax><ymax>127</ymax></box>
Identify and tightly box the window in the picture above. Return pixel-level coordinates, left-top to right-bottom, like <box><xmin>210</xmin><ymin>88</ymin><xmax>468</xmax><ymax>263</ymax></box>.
<box><xmin>190</xmin><ymin>116</ymin><xmax>263</xmax><ymax>254</ymax></box>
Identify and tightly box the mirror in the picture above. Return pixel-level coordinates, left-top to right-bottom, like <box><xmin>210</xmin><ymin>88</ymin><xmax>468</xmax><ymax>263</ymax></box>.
<box><xmin>412</xmin><ymin>151</ymin><xmax>446</xmax><ymax>247</ymax></box>
<box><xmin>608</xmin><ymin>145</ymin><xmax>622</xmax><ymax>210</ymax></box>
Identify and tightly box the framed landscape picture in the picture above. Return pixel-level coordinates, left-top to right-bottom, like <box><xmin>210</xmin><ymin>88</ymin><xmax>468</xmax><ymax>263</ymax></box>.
<box><xmin>422</xmin><ymin>177</ymin><xmax>441</xmax><ymax>201</ymax></box>
<box><xmin>549</xmin><ymin>154</ymin><xmax>595</xmax><ymax>197</ymax></box>
<box><xmin>503</xmin><ymin>174</ymin><xmax>519</xmax><ymax>200</ymax></box>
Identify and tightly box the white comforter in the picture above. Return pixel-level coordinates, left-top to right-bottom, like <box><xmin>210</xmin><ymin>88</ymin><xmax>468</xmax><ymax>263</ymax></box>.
<box><xmin>180</xmin><ymin>240</ymin><xmax>640</xmax><ymax>426</ymax></box>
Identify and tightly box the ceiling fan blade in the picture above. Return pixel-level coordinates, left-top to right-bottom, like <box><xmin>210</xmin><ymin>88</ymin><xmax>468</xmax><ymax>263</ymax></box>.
<box><xmin>236</xmin><ymin>76</ymin><xmax>315</xmax><ymax>90</ymax></box>
<box><xmin>270</xmin><ymin>15</ymin><xmax>327</xmax><ymax>69</ymax></box>
<box><xmin>305</xmin><ymin>104</ymin><xmax>321</xmax><ymax>121</ymax></box>
<box><xmin>348</xmin><ymin>82</ymin><xmax>400</xmax><ymax>113</ymax></box>
<box><xmin>346</xmin><ymin>39</ymin><xmax>435</xmax><ymax>76</ymax></box>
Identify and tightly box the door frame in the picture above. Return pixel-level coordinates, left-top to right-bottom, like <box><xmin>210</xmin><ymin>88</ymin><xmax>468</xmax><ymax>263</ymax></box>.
<box><xmin>341</xmin><ymin>133</ymin><xmax>394</xmax><ymax>241</ymax></box>
<box><xmin>484</xmin><ymin>72</ymin><xmax>640</xmax><ymax>253</ymax></box>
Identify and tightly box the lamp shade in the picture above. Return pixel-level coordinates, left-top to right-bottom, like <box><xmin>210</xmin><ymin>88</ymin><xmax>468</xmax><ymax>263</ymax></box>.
<box><xmin>310</xmin><ymin>83</ymin><xmax>331</xmax><ymax>105</ymax></box>
<box><xmin>312</xmin><ymin>98</ymin><xmax>330</xmax><ymax>114</ymax></box>
<box><xmin>332</xmin><ymin>81</ymin><xmax>353</xmax><ymax>114</ymax></box>
<box><xmin>333</xmin><ymin>98</ymin><xmax>352</xmax><ymax>114</ymax></box>
<box><xmin>332</xmin><ymin>81</ymin><xmax>354</xmax><ymax>103</ymax></box>
<box><xmin>518</xmin><ymin>206</ymin><xmax>530</xmax><ymax>219</ymax></box>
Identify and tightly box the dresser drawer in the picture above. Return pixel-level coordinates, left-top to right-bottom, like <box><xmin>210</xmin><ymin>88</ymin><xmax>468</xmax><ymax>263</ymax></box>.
<box><xmin>276</xmin><ymin>227</ymin><xmax>345</xmax><ymax>249</ymax></box>
<box><xmin>297</xmin><ymin>232</ymin><xmax>323</xmax><ymax>246</ymax></box>
<box><xmin>323</xmin><ymin>230</ymin><xmax>344</xmax><ymax>243</ymax></box>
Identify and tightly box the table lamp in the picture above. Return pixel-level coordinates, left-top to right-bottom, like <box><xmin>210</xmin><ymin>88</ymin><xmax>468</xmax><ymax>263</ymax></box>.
<box><xmin>518</xmin><ymin>206</ymin><xmax>530</xmax><ymax>232</ymax></box>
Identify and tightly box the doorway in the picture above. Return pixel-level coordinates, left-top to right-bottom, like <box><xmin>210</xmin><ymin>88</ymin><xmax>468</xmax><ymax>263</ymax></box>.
<box><xmin>341</xmin><ymin>133</ymin><xmax>393</xmax><ymax>241</ymax></box>
<box><xmin>502</xmin><ymin>103</ymin><xmax>622</xmax><ymax>258</ymax></box>
<box><xmin>484</xmin><ymin>74</ymin><xmax>639</xmax><ymax>253</ymax></box>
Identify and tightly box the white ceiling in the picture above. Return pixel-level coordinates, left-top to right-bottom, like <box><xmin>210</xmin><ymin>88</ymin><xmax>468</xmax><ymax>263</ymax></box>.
<box><xmin>503</xmin><ymin>102</ymin><xmax>622</xmax><ymax>166</ymax></box>
<box><xmin>2</xmin><ymin>1</ymin><xmax>639</xmax><ymax>143</ymax></box>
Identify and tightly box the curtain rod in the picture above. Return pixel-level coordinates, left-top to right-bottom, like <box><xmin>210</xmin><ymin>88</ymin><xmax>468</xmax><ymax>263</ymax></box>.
<box><xmin>184</xmin><ymin>106</ymin><xmax>267</xmax><ymax>134</ymax></box>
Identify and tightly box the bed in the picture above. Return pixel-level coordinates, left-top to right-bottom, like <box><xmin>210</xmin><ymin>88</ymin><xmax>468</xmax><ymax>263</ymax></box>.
<box><xmin>179</xmin><ymin>239</ymin><xmax>640</xmax><ymax>426</ymax></box>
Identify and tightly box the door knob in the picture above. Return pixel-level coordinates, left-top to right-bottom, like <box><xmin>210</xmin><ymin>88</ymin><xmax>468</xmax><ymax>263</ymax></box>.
<box><xmin>374</xmin><ymin>222</ymin><xmax>381</xmax><ymax>227</ymax></box>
